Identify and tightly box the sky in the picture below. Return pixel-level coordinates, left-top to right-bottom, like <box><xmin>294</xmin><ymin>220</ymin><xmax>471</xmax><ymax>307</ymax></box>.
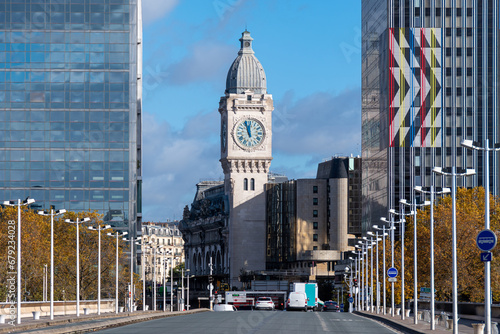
<box><xmin>141</xmin><ymin>0</ymin><xmax>362</xmax><ymax>222</ymax></box>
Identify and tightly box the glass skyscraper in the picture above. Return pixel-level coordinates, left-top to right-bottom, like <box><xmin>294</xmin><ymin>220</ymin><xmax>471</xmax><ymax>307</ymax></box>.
<box><xmin>362</xmin><ymin>0</ymin><xmax>498</xmax><ymax>230</ymax></box>
<box><xmin>0</xmin><ymin>0</ymin><xmax>142</xmax><ymax>235</ymax></box>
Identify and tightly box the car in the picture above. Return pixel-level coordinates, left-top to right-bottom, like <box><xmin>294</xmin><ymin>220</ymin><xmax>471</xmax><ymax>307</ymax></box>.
<box><xmin>255</xmin><ymin>297</ymin><xmax>275</xmax><ymax>310</ymax></box>
<box><xmin>322</xmin><ymin>301</ymin><xmax>340</xmax><ymax>312</ymax></box>
<box><xmin>213</xmin><ymin>304</ymin><xmax>237</xmax><ymax>311</ymax></box>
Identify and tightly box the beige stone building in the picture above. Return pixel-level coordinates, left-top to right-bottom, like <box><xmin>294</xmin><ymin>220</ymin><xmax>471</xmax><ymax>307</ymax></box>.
<box><xmin>141</xmin><ymin>222</ymin><xmax>184</xmax><ymax>282</ymax></box>
<box><xmin>266</xmin><ymin>156</ymin><xmax>362</xmax><ymax>279</ymax></box>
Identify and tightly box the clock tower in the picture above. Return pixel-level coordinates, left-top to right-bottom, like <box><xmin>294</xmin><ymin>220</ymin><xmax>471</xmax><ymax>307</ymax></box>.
<box><xmin>219</xmin><ymin>30</ymin><xmax>273</xmax><ymax>288</ymax></box>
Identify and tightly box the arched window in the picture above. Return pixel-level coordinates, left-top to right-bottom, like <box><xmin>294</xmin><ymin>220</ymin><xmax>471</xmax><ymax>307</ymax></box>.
<box><xmin>250</xmin><ymin>178</ymin><xmax>255</xmax><ymax>190</ymax></box>
<box><xmin>243</xmin><ymin>178</ymin><xmax>248</xmax><ymax>190</ymax></box>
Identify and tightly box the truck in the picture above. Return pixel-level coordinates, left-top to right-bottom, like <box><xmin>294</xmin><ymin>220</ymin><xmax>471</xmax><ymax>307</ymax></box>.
<box><xmin>291</xmin><ymin>282</ymin><xmax>319</xmax><ymax>311</ymax></box>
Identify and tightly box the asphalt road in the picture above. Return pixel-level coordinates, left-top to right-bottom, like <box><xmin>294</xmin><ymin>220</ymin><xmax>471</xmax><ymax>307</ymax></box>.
<box><xmin>95</xmin><ymin>310</ymin><xmax>398</xmax><ymax>334</ymax></box>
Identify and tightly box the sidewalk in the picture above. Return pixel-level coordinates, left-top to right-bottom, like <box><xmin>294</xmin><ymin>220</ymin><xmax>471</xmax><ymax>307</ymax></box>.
<box><xmin>0</xmin><ymin>309</ymin><xmax>209</xmax><ymax>334</ymax></box>
<box><xmin>355</xmin><ymin>309</ymin><xmax>500</xmax><ymax>334</ymax></box>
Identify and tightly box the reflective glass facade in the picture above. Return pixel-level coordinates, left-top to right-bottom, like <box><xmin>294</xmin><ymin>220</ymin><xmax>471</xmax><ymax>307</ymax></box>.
<box><xmin>362</xmin><ymin>0</ymin><xmax>499</xmax><ymax>232</ymax></box>
<box><xmin>0</xmin><ymin>0</ymin><xmax>142</xmax><ymax>232</ymax></box>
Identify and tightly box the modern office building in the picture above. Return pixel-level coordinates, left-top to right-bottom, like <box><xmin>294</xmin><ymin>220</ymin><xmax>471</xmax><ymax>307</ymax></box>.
<box><xmin>362</xmin><ymin>0</ymin><xmax>498</xmax><ymax>229</ymax></box>
<box><xmin>0</xmin><ymin>1</ymin><xmax>143</xmax><ymax>237</ymax></box>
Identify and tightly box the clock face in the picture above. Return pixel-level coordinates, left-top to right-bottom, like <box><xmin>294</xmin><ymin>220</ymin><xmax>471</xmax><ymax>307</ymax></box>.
<box><xmin>235</xmin><ymin>119</ymin><xmax>264</xmax><ymax>148</ymax></box>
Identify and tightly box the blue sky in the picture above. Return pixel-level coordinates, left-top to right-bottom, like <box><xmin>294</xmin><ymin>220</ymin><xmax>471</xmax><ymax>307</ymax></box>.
<box><xmin>141</xmin><ymin>0</ymin><xmax>362</xmax><ymax>221</ymax></box>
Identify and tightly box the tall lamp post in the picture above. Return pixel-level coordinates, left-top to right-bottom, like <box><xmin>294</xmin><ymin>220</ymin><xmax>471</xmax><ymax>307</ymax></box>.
<box><xmin>123</xmin><ymin>235</ymin><xmax>141</xmax><ymax>312</ymax></box>
<box><xmin>400</xmin><ymin>198</ymin><xmax>430</xmax><ymax>324</ymax></box>
<box><xmin>368</xmin><ymin>231</ymin><xmax>384</xmax><ymax>314</ymax></box>
<box><xmin>37</xmin><ymin>208</ymin><xmax>66</xmax><ymax>320</ymax></box>
<box><xmin>433</xmin><ymin>166</ymin><xmax>475</xmax><ymax>334</ymax></box>
<box><xmin>372</xmin><ymin>225</ymin><xmax>390</xmax><ymax>314</ymax></box>
<box><xmin>3</xmin><ymin>197</ymin><xmax>35</xmax><ymax>324</ymax></box>
<box><xmin>65</xmin><ymin>217</ymin><xmax>90</xmax><ymax>317</ymax></box>
<box><xmin>185</xmin><ymin>269</ymin><xmax>190</xmax><ymax>311</ymax></box>
<box><xmin>107</xmin><ymin>231</ymin><xmax>128</xmax><ymax>314</ymax></box>
<box><xmin>88</xmin><ymin>224</ymin><xmax>111</xmax><ymax>315</ymax></box>
<box><xmin>354</xmin><ymin>245</ymin><xmax>364</xmax><ymax>310</ymax></box>
<box><xmin>461</xmin><ymin>139</ymin><xmax>500</xmax><ymax>334</ymax></box>
<box><xmin>132</xmin><ymin>237</ymin><xmax>148</xmax><ymax>311</ymax></box>
<box><xmin>389</xmin><ymin>208</ymin><xmax>413</xmax><ymax>320</ymax></box>
<box><xmin>415</xmin><ymin>185</ymin><xmax>450</xmax><ymax>330</ymax></box>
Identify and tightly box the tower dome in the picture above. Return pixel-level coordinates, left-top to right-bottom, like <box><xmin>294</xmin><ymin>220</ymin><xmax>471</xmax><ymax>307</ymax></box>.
<box><xmin>225</xmin><ymin>30</ymin><xmax>267</xmax><ymax>94</ymax></box>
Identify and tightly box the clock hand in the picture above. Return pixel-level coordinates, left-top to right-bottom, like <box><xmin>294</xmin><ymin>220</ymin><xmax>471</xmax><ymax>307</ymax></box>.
<box><xmin>246</xmin><ymin>122</ymin><xmax>251</xmax><ymax>137</ymax></box>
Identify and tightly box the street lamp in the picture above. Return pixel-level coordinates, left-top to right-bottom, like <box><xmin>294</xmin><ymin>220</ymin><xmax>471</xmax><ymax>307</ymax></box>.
<box><xmin>123</xmin><ymin>235</ymin><xmax>141</xmax><ymax>313</ymax></box>
<box><xmin>64</xmin><ymin>217</ymin><xmax>90</xmax><ymax>317</ymax></box>
<box><xmin>354</xmin><ymin>245</ymin><xmax>363</xmax><ymax>311</ymax></box>
<box><xmin>160</xmin><ymin>249</ymin><xmax>172</xmax><ymax>312</ymax></box>
<box><xmin>131</xmin><ymin>237</ymin><xmax>147</xmax><ymax>311</ymax></box>
<box><xmin>88</xmin><ymin>224</ymin><xmax>112</xmax><ymax>315</ymax></box>
<box><xmin>400</xmin><ymin>198</ymin><xmax>430</xmax><ymax>324</ymax></box>
<box><xmin>358</xmin><ymin>240</ymin><xmax>371</xmax><ymax>311</ymax></box>
<box><xmin>373</xmin><ymin>225</ymin><xmax>390</xmax><ymax>315</ymax></box>
<box><xmin>389</xmin><ymin>208</ymin><xmax>413</xmax><ymax>320</ymax></box>
<box><xmin>461</xmin><ymin>139</ymin><xmax>500</xmax><ymax>334</ymax></box>
<box><xmin>37</xmin><ymin>208</ymin><xmax>66</xmax><ymax>320</ymax></box>
<box><xmin>380</xmin><ymin>216</ymin><xmax>397</xmax><ymax>317</ymax></box>
<box><xmin>414</xmin><ymin>185</ymin><xmax>450</xmax><ymax>330</ymax></box>
<box><xmin>107</xmin><ymin>231</ymin><xmax>128</xmax><ymax>314</ymax></box>
<box><xmin>3</xmin><ymin>197</ymin><xmax>35</xmax><ymax>324</ymax></box>
<box><xmin>185</xmin><ymin>269</ymin><xmax>191</xmax><ymax>311</ymax></box>
<box><xmin>368</xmin><ymin>230</ymin><xmax>384</xmax><ymax>314</ymax></box>
<box><xmin>433</xmin><ymin>166</ymin><xmax>475</xmax><ymax>334</ymax></box>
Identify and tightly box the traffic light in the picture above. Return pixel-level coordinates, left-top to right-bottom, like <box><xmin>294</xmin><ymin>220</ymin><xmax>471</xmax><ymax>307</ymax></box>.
<box><xmin>353</xmin><ymin>279</ymin><xmax>358</xmax><ymax>287</ymax></box>
<box><xmin>209</xmin><ymin>276</ymin><xmax>213</xmax><ymax>283</ymax></box>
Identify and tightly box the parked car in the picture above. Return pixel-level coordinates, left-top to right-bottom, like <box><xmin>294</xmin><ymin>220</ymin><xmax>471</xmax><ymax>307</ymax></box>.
<box><xmin>214</xmin><ymin>304</ymin><xmax>237</xmax><ymax>311</ymax></box>
<box><xmin>286</xmin><ymin>292</ymin><xmax>307</xmax><ymax>311</ymax></box>
<box><xmin>255</xmin><ymin>297</ymin><xmax>275</xmax><ymax>310</ymax></box>
<box><xmin>322</xmin><ymin>301</ymin><xmax>340</xmax><ymax>312</ymax></box>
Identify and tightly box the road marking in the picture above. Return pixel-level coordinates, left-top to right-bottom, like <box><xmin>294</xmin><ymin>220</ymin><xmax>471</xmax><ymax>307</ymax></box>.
<box><xmin>315</xmin><ymin>312</ymin><xmax>329</xmax><ymax>331</ymax></box>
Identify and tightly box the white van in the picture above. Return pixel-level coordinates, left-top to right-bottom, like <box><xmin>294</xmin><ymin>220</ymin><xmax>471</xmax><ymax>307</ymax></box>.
<box><xmin>286</xmin><ymin>292</ymin><xmax>307</xmax><ymax>311</ymax></box>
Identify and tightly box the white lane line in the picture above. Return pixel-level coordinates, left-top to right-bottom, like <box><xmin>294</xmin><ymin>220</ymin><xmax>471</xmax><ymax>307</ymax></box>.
<box><xmin>315</xmin><ymin>312</ymin><xmax>329</xmax><ymax>332</ymax></box>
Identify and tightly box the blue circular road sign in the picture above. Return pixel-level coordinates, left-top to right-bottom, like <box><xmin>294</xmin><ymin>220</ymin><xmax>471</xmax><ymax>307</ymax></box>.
<box><xmin>387</xmin><ymin>267</ymin><xmax>398</xmax><ymax>278</ymax></box>
<box><xmin>477</xmin><ymin>229</ymin><xmax>497</xmax><ymax>252</ymax></box>
<box><xmin>348</xmin><ymin>297</ymin><xmax>354</xmax><ymax>303</ymax></box>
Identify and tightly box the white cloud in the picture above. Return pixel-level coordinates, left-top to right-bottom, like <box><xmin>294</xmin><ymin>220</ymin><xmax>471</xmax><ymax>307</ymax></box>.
<box><xmin>142</xmin><ymin>111</ymin><xmax>222</xmax><ymax>222</ymax></box>
<box><xmin>166</xmin><ymin>42</ymin><xmax>235</xmax><ymax>85</ymax></box>
<box><xmin>142</xmin><ymin>0</ymin><xmax>179</xmax><ymax>25</ymax></box>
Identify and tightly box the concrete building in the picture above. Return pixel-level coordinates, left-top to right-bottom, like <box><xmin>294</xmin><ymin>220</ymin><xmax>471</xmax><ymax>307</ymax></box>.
<box><xmin>362</xmin><ymin>0</ymin><xmax>499</xmax><ymax>230</ymax></box>
<box><xmin>141</xmin><ymin>222</ymin><xmax>184</xmax><ymax>282</ymax></box>
<box><xmin>265</xmin><ymin>156</ymin><xmax>361</xmax><ymax>278</ymax></box>
<box><xmin>0</xmin><ymin>1</ymin><xmax>143</xmax><ymax>239</ymax></box>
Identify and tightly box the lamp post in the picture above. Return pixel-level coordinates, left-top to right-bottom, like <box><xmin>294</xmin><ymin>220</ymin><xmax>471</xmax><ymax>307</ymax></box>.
<box><xmin>132</xmin><ymin>237</ymin><xmax>148</xmax><ymax>311</ymax></box>
<box><xmin>356</xmin><ymin>243</ymin><xmax>366</xmax><ymax>310</ymax></box>
<box><xmin>3</xmin><ymin>198</ymin><xmax>35</xmax><ymax>324</ymax></box>
<box><xmin>185</xmin><ymin>269</ymin><xmax>191</xmax><ymax>311</ymax></box>
<box><xmin>88</xmin><ymin>224</ymin><xmax>111</xmax><ymax>315</ymax></box>
<box><xmin>461</xmin><ymin>139</ymin><xmax>500</xmax><ymax>334</ymax></box>
<box><xmin>37</xmin><ymin>208</ymin><xmax>66</xmax><ymax>320</ymax></box>
<box><xmin>354</xmin><ymin>245</ymin><xmax>363</xmax><ymax>311</ymax></box>
<box><xmin>400</xmin><ymin>198</ymin><xmax>430</xmax><ymax>324</ymax></box>
<box><xmin>373</xmin><ymin>225</ymin><xmax>390</xmax><ymax>315</ymax></box>
<box><xmin>123</xmin><ymin>235</ymin><xmax>140</xmax><ymax>313</ymax></box>
<box><xmin>432</xmin><ymin>166</ymin><xmax>475</xmax><ymax>334</ymax></box>
<box><xmin>358</xmin><ymin>240</ymin><xmax>371</xmax><ymax>311</ymax></box>
<box><xmin>159</xmin><ymin>248</ymin><xmax>170</xmax><ymax>312</ymax></box>
<box><xmin>107</xmin><ymin>231</ymin><xmax>128</xmax><ymax>314</ymax></box>
<box><xmin>368</xmin><ymin>231</ymin><xmax>384</xmax><ymax>314</ymax></box>
<box><xmin>389</xmin><ymin>208</ymin><xmax>413</xmax><ymax>320</ymax></box>
<box><xmin>415</xmin><ymin>185</ymin><xmax>450</xmax><ymax>330</ymax></box>
<box><xmin>380</xmin><ymin>215</ymin><xmax>399</xmax><ymax>317</ymax></box>
<box><xmin>64</xmin><ymin>217</ymin><xmax>90</xmax><ymax>317</ymax></box>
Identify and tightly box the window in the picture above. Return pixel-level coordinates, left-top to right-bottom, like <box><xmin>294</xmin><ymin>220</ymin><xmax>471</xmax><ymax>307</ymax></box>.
<box><xmin>250</xmin><ymin>178</ymin><xmax>255</xmax><ymax>191</ymax></box>
<box><xmin>313</xmin><ymin>246</ymin><xmax>318</xmax><ymax>250</ymax></box>
<box><xmin>313</xmin><ymin>222</ymin><xmax>318</xmax><ymax>230</ymax></box>
<box><xmin>313</xmin><ymin>234</ymin><xmax>318</xmax><ymax>242</ymax></box>
<box><xmin>244</xmin><ymin>178</ymin><xmax>248</xmax><ymax>190</ymax></box>
<box><xmin>247</xmin><ymin>95</ymin><xmax>251</xmax><ymax>101</ymax></box>
<box><xmin>313</xmin><ymin>210</ymin><xmax>318</xmax><ymax>217</ymax></box>
<box><xmin>313</xmin><ymin>198</ymin><xmax>318</xmax><ymax>205</ymax></box>
<box><xmin>313</xmin><ymin>186</ymin><xmax>318</xmax><ymax>193</ymax></box>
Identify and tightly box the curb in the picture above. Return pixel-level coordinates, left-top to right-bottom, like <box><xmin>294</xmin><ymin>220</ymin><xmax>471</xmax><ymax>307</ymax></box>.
<box><xmin>2</xmin><ymin>309</ymin><xmax>209</xmax><ymax>334</ymax></box>
<box><xmin>354</xmin><ymin>311</ymin><xmax>429</xmax><ymax>334</ymax></box>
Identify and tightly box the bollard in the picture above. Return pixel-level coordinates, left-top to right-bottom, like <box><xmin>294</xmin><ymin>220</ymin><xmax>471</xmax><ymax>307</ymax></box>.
<box><xmin>83</xmin><ymin>308</ymin><xmax>89</xmax><ymax>315</ymax></box>
<box><xmin>0</xmin><ymin>315</ymin><xmax>5</xmax><ymax>324</ymax></box>
<box><xmin>396</xmin><ymin>308</ymin><xmax>401</xmax><ymax>315</ymax></box>
<box><xmin>472</xmin><ymin>323</ymin><xmax>485</xmax><ymax>334</ymax></box>
<box><xmin>32</xmin><ymin>311</ymin><xmax>40</xmax><ymax>320</ymax></box>
<box><xmin>446</xmin><ymin>319</ymin><xmax>454</xmax><ymax>330</ymax></box>
<box><xmin>405</xmin><ymin>309</ymin><xmax>411</xmax><ymax>317</ymax></box>
<box><xmin>492</xmin><ymin>322</ymin><xmax>498</xmax><ymax>334</ymax></box>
